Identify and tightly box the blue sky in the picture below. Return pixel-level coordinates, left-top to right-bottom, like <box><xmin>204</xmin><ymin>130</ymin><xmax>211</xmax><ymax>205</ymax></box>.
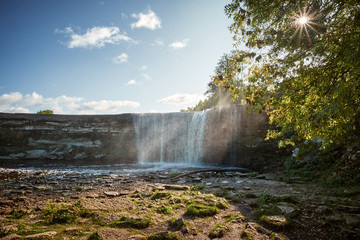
<box><xmin>0</xmin><ymin>0</ymin><xmax>234</xmax><ymax>114</ymax></box>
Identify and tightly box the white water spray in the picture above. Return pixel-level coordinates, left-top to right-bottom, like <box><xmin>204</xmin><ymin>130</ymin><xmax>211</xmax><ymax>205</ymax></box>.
<box><xmin>133</xmin><ymin>110</ymin><xmax>210</xmax><ymax>164</ymax></box>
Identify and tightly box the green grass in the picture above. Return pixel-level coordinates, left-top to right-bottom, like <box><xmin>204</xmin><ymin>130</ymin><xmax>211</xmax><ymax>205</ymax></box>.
<box><xmin>190</xmin><ymin>184</ymin><xmax>205</xmax><ymax>191</ymax></box>
<box><xmin>110</xmin><ymin>215</ymin><xmax>151</xmax><ymax>229</ymax></box>
<box><xmin>10</xmin><ymin>209</ymin><xmax>28</xmax><ymax>219</ymax></box>
<box><xmin>40</xmin><ymin>200</ymin><xmax>93</xmax><ymax>225</ymax></box>
<box><xmin>150</xmin><ymin>191</ymin><xmax>171</xmax><ymax>200</ymax></box>
<box><xmin>185</xmin><ymin>203</ymin><xmax>219</xmax><ymax>217</ymax></box>
<box><xmin>147</xmin><ymin>231</ymin><xmax>183</xmax><ymax>240</ymax></box>
<box><xmin>156</xmin><ymin>206</ymin><xmax>171</xmax><ymax>214</ymax></box>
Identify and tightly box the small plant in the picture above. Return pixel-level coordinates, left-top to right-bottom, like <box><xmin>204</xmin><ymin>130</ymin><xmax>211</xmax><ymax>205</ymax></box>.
<box><xmin>185</xmin><ymin>203</ymin><xmax>219</xmax><ymax>217</ymax></box>
<box><xmin>36</xmin><ymin>109</ymin><xmax>54</xmax><ymax>114</ymax></box>
<box><xmin>150</xmin><ymin>191</ymin><xmax>170</xmax><ymax>200</ymax></box>
<box><xmin>10</xmin><ymin>209</ymin><xmax>27</xmax><ymax>219</ymax></box>
<box><xmin>191</xmin><ymin>184</ymin><xmax>205</xmax><ymax>191</ymax></box>
<box><xmin>156</xmin><ymin>205</ymin><xmax>171</xmax><ymax>214</ymax></box>
<box><xmin>209</xmin><ymin>224</ymin><xmax>227</xmax><ymax>238</ymax></box>
<box><xmin>88</xmin><ymin>232</ymin><xmax>102</xmax><ymax>240</ymax></box>
<box><xmin>147</xmin><ymin>231</ymin><xmax>183</xmax><ymax>240</ymax></box>
<box><xmin>248</xmin><ymin>172</ymin><xmax>258</xmax><ymax>178</ymax></box>
<box><xmin>41</xmin><ymin>200</ymin><xmax>91</xmax><ymax>224</ymax></box>
<box><xmin>110</xmin><ymin>215</ymin><xmax>151</xmax><ymax>229</ymax></box>
<box><xmin>168</xmin><ymin>217</ymin><xmax>185</xmax><ymax>230</ymax></box>
<box><xmin>41</xmin><ymin>202</ymin><xmax>77</xmax><ymax>224</ymax></box>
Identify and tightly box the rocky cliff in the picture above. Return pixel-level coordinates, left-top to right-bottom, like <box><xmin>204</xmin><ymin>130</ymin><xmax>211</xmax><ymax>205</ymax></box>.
<box><xmin>0</xmin><ymin>106</ymin><xmax>273</xmax><ymax>169</ymax></box>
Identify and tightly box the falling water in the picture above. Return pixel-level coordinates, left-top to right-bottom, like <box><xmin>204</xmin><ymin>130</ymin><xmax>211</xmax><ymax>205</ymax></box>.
<box><xmin>133</xmin><ymin>110</ymin><xmax>210</xmax><ymax>164</ymax></box>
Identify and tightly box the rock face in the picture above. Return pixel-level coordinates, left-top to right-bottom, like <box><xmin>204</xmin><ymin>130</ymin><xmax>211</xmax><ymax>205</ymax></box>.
<box><xmin>0</xmin><ymin>113</ymin><xmax>137</xmax><ymax>163</ymax></box>
<box><xmin>0</xmin><ymin>105</ymin><xmax>271</xmax><ymax>168</ymax></box>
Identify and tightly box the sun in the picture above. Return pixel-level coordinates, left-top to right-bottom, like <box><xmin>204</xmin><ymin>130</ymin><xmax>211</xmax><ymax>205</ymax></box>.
<box><xmin>288</xmin><ymin>3</ymin><xmax>325</xmax><ymax>47</ymax></box>
<box><xmin>298</xmin><ymin>16</ymin><xmax>308</xmax><ymax>25</ymax></box>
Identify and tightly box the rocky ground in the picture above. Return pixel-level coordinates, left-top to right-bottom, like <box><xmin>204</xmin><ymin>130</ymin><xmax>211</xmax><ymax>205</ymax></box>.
<box><xmin>0</xmin><ymin>167</ymin><xmax>359</xmax><ymax>240</ymax></box>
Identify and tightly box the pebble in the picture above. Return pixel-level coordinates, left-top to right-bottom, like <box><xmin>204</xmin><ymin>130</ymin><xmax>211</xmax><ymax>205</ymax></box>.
<box><xmin>221</xmin><ymin>181</ymin><xmax>229</xmax><ymax>184</ymax></box>
<box><xmin>244</xmin><ymin>186</ymin><xmax>252</xmax><ymax>190</ymax></box>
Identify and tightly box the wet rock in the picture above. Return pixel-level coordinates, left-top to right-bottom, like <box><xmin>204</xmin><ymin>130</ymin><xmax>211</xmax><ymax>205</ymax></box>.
<box><xmin>25</xmin><ymin>231</ymin><xmax>57</xmax><ymax>239</ymax></box>
<box><xmin>221</xmin><ymin>180</ymin><xmax>229</xmax><ymax>184</ymax></box>
<box><xmin>244</xmin><ymin>186</ymin><xmax>252</xmax><ymax>190</ymax></box>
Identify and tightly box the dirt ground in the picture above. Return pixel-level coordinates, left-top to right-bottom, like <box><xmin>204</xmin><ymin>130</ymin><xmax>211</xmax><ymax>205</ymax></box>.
<box><xmin>0</xmin><ymin>167</ymin><xmax>359</xmax><ymax>240</ymax></box>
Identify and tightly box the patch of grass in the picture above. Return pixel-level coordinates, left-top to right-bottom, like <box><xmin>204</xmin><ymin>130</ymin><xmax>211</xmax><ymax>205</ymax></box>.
<box><xmin>150</xmin><ymin>191</ymin><xmax>171</xmax><ymax>200</ymax></box>
<box><xmin>191</xmin><ymin>184</ymin><xmax>205</xmax><ymax>191</ymax></box>
<box><xmin>41</xmin><ymin>200</ymin><xmax>92</xmax><ymax>225</ymax></box>
<box><xmin>147</xmin><ymin>231</ymin><xmax>183</xmax><ymax>240</ymax></box>
<box><xmin>240</xmin><ymin>229</ymin><xmax>252</xmax><ymax>239</ymax></box>
<box><xmin>185</xmin><ymin>203</ymin><xmax>219</xmax><ymax>217</ymax></box>
<box><xmin>156</xmin><ymin>206</ymin><xmax>171</xmax><ymax>214</ymax></box>
<box><xmin>209</xmin><ymin>224</ymin><xmax>227</xmax><ymax>239</ymax></box>
<box><xmin>252</xmin><ymin>204</ymin><xmax>282</xmax><ymax>219</ymax></box>
<box><xmin>110</xmin><ymin>215</ymin><xmax>151</xmax><ymax>229</ymax></box>
<box><xmin>248</xmin><ymin>172</ymin><xmax>258</xmax><ymax>178</ymax></box>
<box><xmin>88</xmin><ymin>231</ymin><xmax>102</xmax><ymax>240</ymax></box>
<box><xmin>168</xmin><ymin>217</ymin><xmax>185</xmax><ymax>230</ymax></box>
<box><xmin>10</xmin><ymin>209</ymin><xmax>27</xmax><ymax>219</ymax></box>
<box><xmin>0</xmin><ymin>228</ymin><xmax>11</xmax><ymax>238</ymax></box>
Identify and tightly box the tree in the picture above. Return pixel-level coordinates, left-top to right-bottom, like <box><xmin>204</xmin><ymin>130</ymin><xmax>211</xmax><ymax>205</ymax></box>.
<box><xmin>221</xmin><ymin>0</ymin><xmax>360</xmax><ymax>148</ymax></box>
<box><xmin>37</xmin><ymin>109</ymin><xmax>54</xmax><ymax>114</ymax></box>
<box><xmin>184</xmin><ymin>52</ymin><xmax>245</xmax><ymax>112</ymax></box>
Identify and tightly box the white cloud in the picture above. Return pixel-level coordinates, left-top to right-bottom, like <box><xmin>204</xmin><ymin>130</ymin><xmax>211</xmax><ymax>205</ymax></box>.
<box><xmin>23</xmin><ymin>92</ymin><xmax>44</xmax><ymax>106</ymax></box>
<box><xmin>142</xmin><ymin>73</ymin><xmax>151</xmax><ymax>81</ymax></box>
<box><xmin>113</xmin><ymin>53</ymin><xmax>129</xmax><ymax>64</ymax></box>
<box><xmin>58</xmin><ymin>26</ymin><xmax>133</xmax><ymax>49</ymax></box>
<box><xmin>126</xmin><ymin>80</ymin><xmax>137</xmax><ymax>86</ymax></box>
<box><xmin>78</xmin><ymin>100</ymin><xmax>139</xmax><ymax>112</ymax></box>
<box><xmin>140</xmin><ymin>65</ymin><xmax>148</xmax><ymax>71</ymax></box>
<box><xmin>131</xmin><ymin>9</ymin><xmax>161</xmax><ymax>30</ymax></box>
<box><xmin>158</xmin><ymin>94</ymin><xmax>204</xmax><ymax>106</ymax></box>
<box><xmin>0</xmin><ymin>92</ymin><xmax>23</xmax><ymax>105</ymax></box>
<box><xmin>169</xmin><ymin>39</ymin><xmax>189</xmax><ymax>50</ymax></box>
<box><xmin>0</xmin><ymin>92</ymin><xmax>139</xmax><ymax>114</ymax></box>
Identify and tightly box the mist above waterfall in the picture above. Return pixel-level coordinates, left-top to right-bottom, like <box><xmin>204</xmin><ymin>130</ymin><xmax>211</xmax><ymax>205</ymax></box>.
<box><xmin>133</xmin><ymin>106</ymin><xmax>245</xmax><ymax>165</ymax></box>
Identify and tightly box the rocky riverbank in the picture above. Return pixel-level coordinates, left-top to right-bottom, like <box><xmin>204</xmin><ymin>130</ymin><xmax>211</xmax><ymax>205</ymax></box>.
<box><xmin>0</xmin><ymin>167</ymin><xmax>359</xmax><ymax>240</ymax></box>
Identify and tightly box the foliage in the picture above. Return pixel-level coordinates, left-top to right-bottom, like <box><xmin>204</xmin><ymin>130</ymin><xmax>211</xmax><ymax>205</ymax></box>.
<box><xmin>36</xmin><ymin>109</ymin><xmax>54</xmax><ymax>114</ymax></box>
<box><xmin>182</xmin><ymin>52</ymin><xmax>244</xmax><ymax>112</ymax></box>
<box><xmin>222</xmin><ymin>0</ymin><xmax>360</xmax><ymax>149</ymax></box>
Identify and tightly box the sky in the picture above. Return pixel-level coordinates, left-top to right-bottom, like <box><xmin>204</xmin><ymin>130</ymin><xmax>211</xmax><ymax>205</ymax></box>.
<box><xmin>0</xmin><ymin>0</ymin><xmax>234</xmax><ymax>114</ymax></box>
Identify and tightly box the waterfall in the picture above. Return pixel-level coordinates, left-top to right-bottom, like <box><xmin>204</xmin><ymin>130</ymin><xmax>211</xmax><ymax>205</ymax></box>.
<box><xmin>133</xmin><ymin>110</ymin><xmax>210</xmax><ymax>164</ymax></box>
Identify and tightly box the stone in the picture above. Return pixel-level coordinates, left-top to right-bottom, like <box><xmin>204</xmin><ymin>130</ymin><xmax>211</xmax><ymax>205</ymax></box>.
<box><xmin>25</xmin><ymin>231</ymin><xmax>57</xmax><ymax>239</ymax></box>
<box><xmin>278</xmin><ymin>203</ymin><xmax>297</xmax><ymax>214</ymax></box>
<box><xmin>0</xmin><ymin>234</ymin><xmax>21</xmax><ymax>240</ymax></box>
<box><xmin>104</xmin><ymin>191</ymin><xmax>119</xmax><ymax>197</ymax></box>
<box><xmin>244</xmin><ymin>186</ymin><xmax>252</xmax><ymax>190</ymax></box>
<box><xmin>221</xmin><ymin>180</ymin><xmax>229</xmax><ymax>184</ymax></box>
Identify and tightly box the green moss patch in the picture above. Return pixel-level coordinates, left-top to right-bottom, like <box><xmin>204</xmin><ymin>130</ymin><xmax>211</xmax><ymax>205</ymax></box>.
<box><xmin>110</xmin><ymin>215</ymin><xmax>151</xmax><ymax>229</ymax></box>
<box><xmin>147</xmin><ymin>231</ymin><xmax>183</xmax><ymax>240</ymax></box>
<box><xmin>185</xmin><ymin>203</ymin><xmax>219</xmax><ymax>217</ymax></box>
